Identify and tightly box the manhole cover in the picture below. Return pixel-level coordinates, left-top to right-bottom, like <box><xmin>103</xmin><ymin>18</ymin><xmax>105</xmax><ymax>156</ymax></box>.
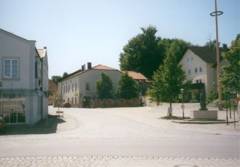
<box><xmin>174</xmin><ymin>164</ymin><xmax>198</xmax><ymax>167</ymax></box>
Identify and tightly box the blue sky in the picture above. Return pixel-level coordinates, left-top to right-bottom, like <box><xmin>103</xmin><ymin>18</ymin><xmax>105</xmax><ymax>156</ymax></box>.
<box><xmin>0</xmin><ymin>0</ymin><xmax>239</xmax><ymax>77</ymax></box>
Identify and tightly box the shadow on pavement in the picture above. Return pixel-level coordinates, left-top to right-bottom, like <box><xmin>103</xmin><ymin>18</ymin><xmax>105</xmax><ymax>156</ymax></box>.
<box><xmin>0</xmin><ymin>115</ymin><xmax>65</xmax><ymax>135</ymax></box>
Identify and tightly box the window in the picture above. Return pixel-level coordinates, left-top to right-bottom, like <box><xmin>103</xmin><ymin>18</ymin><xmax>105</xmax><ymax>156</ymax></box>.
<box><xmin>86</xmin><ymin>83</ymin><xmax>90</xmax><ymax>90</ymax></box>
<box><xmin>3</xmin><ymin>59</ymin><xmax>18</xmax><ymax>79</ymax></box>
<box><xmin>35</xmin><ymin>61</ymin><xmax>38</xmax><ymax>78</ymax></box>
<box><xmin>196</xmin><ymin>79</ymin><xmax>202</xmax><ymax>84</ymax></box>
<box><xmin>199</xmin><ymin>67</ymin><xmax>202</xmax><ymax>72</ymax></box>
<box><xmin>195</xmin><ymin>67</ymin><xmax>198</xmax><ymax>74</ymax></box>
<box><xmin>188</xmin><ymin>69</ymin><xmax>191</xmax><ymax>75</ymax></box>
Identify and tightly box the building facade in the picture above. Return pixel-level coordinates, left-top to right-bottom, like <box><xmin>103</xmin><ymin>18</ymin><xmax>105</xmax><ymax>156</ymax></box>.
<box><xmin>0</xmin><ymin>29</ymin><xmax>48</xmax><ymax>124</ymax></box>
<box><xmin>179</xmin><ymin>46</ymin><xmax>217</xmax><ymax>96</ymax></box>
<box><xmin>58</xmin><ymin>63</ymin><xmax>121</xmax><ymax>107</ymax></box>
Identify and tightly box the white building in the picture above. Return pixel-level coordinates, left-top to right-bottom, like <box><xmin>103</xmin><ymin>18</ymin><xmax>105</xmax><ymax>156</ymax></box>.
<box><xmin>179</xmin><ymin>46</ymin><xmax>217</xmax><ymax>95</ymax></box>
<box><xmin>0</xmin><ymin>28</ymin><xmax>48</xmax><ymax>124</ymax></box>
<box><xmin>58</xmin><ymin>63</ymin><xmax>121</xmax><ymax>107</ymax></box>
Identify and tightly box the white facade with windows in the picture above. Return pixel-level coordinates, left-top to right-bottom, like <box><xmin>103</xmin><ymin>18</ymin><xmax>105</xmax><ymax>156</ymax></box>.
<box><xmin>0</xmin><ymin>28</ymin><xmax>48</xmax><ymax>124</ymax></box>
<box><xmin>179</xmin><ymin>47</ymin><xmax>217</xmax><ymax>95</ymax></box>
<box><xmin>58</xmin><ymin>64</ymin><xmax>121</xmax><ymax>107</ymax></box>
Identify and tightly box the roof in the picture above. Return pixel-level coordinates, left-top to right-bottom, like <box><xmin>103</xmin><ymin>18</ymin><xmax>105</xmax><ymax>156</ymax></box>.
<box><xmin>188</xmin><ymin>46</ymin><xmax>216</xmax><ymax>64</ymax></box>
<box><xmin>0</xmin><ymin>28</ymin><xmax>35</xmax><ymax>43</ymax></box>
<box><xmin>93</xmin><ymin>64</ymin><xmax>116</xmax><ymax>70</ymax></box>
<box><xmin>61</xmin><ymin>64</ymin><xmax>118</xmax><ymax>81</ymax></box>
<box><xmin>124</xmin><ymin>71</ymin><xmax>147</xmax><ymax>81</ymax></box>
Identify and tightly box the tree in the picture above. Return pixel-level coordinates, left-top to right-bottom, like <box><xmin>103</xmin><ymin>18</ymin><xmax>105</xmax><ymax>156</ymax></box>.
<box><xmin>221</xmin><ymin>34</ymin><xmax>240</xmax><ymax>98</ymax></box>
<box><xmin>205</xmin><ymin>40</ymin><xmax>216</xmax><ymax>49</ymax></box>
<box><xmin>96</xmin><ymin>73</ymin><xmax>114</xmax><ymax>99</ymax></box>
<box><xmin>119</xmin><ymin>26</ymin><xmax>189</xmax><ymax>79</ymax></box>
<box><xmin>149</xmin><ymin>42</ymin><xmax>185</xmax><ymax>117</ymax></box>
<box><xmin>51</xmin><ymin>75</ymin><xmax>62</xmax><ymax>84</ymax></box>
<box><xmin>120</xmin><ymin>26</ymin><xmax>164</xmax><ymax>79</ymax></box>
<box><xmin>158</xmin><ymin>38</ymin><xmax>188</xmax><ymax>62</ymax></box>
<box><xmin>62</xmin><ymin>72</ymin><xmax>68</xmax><ymax>78</ymax></box>
<box><xmin>221</xmin><ymin>34</ymin><xmax>240</xmax><ymax>124</ymax></box>
<box><xmin>118</xmin><ymin>73</ymin><xmax>139</xmax><ymax>99</ymax></box>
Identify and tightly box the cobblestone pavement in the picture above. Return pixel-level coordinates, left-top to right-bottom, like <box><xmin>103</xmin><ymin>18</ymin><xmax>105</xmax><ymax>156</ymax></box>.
<box><xmin>0</xmin><ymin>155</ymin><xmax>239</xmax><ymax>167</ymax></box>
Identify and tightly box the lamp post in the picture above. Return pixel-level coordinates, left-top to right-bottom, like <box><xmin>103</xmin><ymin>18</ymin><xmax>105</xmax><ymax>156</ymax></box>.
<box><xmin>210</xmin><ymin>0</ymin><xmax>223</xmax><ymax>110</ymax></box>
<box><xmin>181</xmin><ymin>88</ymin><xmax>185</xmax><ymax>119</ymax></box>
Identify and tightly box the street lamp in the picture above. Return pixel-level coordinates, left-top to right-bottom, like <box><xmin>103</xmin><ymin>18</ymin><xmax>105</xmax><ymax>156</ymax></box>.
<box><xmin>210</xmin><ymin>0</ymin><xmax>223</xmax><ymax>110</ymax></box>
<box><xmin>181</xmin><ymin>88</ymin><xmax>185</xmax><ymax>119</ymax></box>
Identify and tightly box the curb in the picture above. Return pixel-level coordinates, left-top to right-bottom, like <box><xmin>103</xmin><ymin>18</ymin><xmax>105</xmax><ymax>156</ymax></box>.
<box><xmin>172</xmin><ymin>120</ymin><xmax>239</xmax><ymax>124</ymax></box>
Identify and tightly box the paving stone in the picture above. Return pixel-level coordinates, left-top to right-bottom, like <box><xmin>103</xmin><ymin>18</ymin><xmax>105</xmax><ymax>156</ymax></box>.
<box><xmin>0</xmin><ymin>155</ymin><xmax>239</xmax><ymax>167</ymax></box>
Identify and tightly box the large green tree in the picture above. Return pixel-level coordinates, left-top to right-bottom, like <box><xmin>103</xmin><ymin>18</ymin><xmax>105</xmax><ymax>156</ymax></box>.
<box><xmin>96</xmin><ymin>73</ymin><xmax>114</xmax><ymax>99</ymax></box>
<box><xmin>118</xmin><ymin>74</ymin><xmax>139</xmax><ymax>99</ymax></box>
<box><xmin>221</xmin><ymin>34</ymin><xmax>240</xmax><ymax>97</ymax></box>
<box><xmin>119</xmin><ymin>26</ymin><xmax>188</xmax><ymax>79</ymax></box>
<box><xmin>149</xmin><ymin>42</ymin><xmax>185</xmax><ymax>117</ymax></box>
<box><xmin>120</xmin><ymin>26</ymin><xmax>164</xmax><ymax>79</ymax></box>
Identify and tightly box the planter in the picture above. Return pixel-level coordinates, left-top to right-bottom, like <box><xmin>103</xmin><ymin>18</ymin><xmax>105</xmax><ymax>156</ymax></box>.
<box><xmin>190</xmin><ymin>110</ymin><xmax>218</xmax><ymax>120</ymax></box>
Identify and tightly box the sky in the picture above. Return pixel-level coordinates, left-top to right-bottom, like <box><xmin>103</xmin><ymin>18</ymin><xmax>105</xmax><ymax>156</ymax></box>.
<box><xmin>0</xmin><ymin>0</ymin><xmax>239</xmax><ymax>78</ymax></box>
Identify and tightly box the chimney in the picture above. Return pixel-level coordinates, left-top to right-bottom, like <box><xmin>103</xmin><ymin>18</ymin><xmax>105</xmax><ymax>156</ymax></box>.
<box><xmin>81</xmin><ymin>64</ymin><xmax>85</xmax><ymax>71</ymax></box>
<box><xmin>87</xmin><ymin>62</ymin><xmax>92</xmax><ymax>70</ymax></box>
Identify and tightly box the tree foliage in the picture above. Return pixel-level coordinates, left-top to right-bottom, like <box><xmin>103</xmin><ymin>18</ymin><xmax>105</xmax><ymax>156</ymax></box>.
<box><xmin>96</xmin><ymin>73</ymin><xmax>114</xmax><ymax>99</ymax></box>
<box><xmin>221</xmin><ymin>34</ymin><xmax>240</xmax><ymax>98</ymax></box>
<box><xmin>149</xmin><ymin>42</ymin><xmax>185</xmax><ymax>117</ymax></box>
<box><xmin>118</xmin><ymin>74</ymin><xmax>139</xmax><ymax>99</ymax></box>
<box><xmin>51</xmin><ymin>75</ymin><xmax>62</xmax><ymax>84</ymax></box>
<box><xmin>119</xmin><ymin>26</ymin><xmax>188</xmax><ymax>79</ymax></box>
<box><xmin>62</xmin><ymin>72</ymin><xmax>68</xmax><ymax>78</ymax></box>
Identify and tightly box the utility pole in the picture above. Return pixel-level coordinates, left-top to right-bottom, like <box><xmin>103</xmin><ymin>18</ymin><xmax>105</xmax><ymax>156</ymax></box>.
<box><xmin>210</xmin><ymin>0</ymin><xmax>223</xmax><ymax>109</ymax></box>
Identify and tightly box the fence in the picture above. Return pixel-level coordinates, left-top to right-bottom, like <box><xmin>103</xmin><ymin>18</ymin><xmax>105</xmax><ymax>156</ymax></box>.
<box><xmin>0</xmin><ymin>98</ymin><xmax>26</xmax><ymax>124</ymax></box>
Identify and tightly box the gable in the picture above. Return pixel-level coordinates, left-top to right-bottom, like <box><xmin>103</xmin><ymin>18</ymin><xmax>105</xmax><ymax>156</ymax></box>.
<box><xmin>189</xmin><ymin>46</ymin><xmax>216</xmax><ymax>64</ymax></box>
<box><xmin>0</xmin><ymin>28</ymin><xmax>35</xmax><ymax>45</ymax></box>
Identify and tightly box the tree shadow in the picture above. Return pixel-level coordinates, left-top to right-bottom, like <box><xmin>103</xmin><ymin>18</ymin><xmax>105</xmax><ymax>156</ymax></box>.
<box><xmin>0</xmin><ymin>115</ymin><xmax>65</xmax><ymax>135</ymax></box>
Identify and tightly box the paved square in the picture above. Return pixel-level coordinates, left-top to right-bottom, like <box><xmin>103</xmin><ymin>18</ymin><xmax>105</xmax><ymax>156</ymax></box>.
<box><xmin>0</xmin><ymin>104</ymin><xmax>239</xmax><ymax>166</ymax></box>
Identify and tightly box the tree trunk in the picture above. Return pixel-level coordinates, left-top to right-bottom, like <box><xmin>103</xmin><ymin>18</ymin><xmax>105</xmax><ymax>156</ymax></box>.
<box><xmin>168</xmin><ymin>102</ymin><xmax>173</xmax><ymax>118</ymax></box>
<box><xmin>229</xmin><ymin>100</ymin><xmax>232</xmax><ymax>119</ymax></box>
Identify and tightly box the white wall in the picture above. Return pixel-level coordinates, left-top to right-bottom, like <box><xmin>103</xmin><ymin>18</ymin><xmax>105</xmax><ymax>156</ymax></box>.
<box><xmin>60</xmin><ymin>69</ymin><xmax>121</xmax><ymax>106</ymax></box>
<box><xmin>179</xmin><ymin>49</ymin><xmax>217</xmax><ymax>95</ymax></box>
<box><xmin>0</xmin><ymin>30</ymin><xmax>48</xmax><ymax>124</ymax></box>
<box><xmin>0</xmin><ymin>30</ymin><xmax>36</xmax><ymax>89</ymax></box>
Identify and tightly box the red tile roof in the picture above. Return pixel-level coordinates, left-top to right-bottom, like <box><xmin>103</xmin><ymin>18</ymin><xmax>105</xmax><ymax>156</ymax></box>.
<box><xmin>93</xmin><ymin>64</ymin><xmax>117</xmax><ymax>70</ymax></box>
<box><xmin>124</xmin><ymin>71</ymin><xmax>147</xmax><ymax>81</ymax></box>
